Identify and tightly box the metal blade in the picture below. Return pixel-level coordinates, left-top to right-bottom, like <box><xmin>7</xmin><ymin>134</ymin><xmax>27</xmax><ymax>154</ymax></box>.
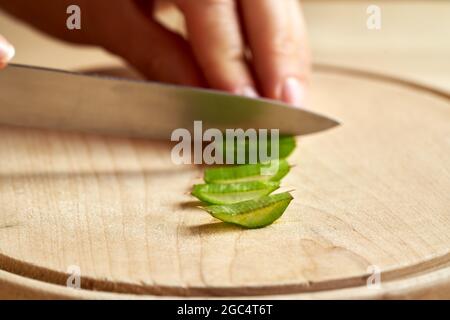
<box><xmin>0</xmin><ymin>64</ymin><xmax>339</xmax><ymax>139</ymax></box>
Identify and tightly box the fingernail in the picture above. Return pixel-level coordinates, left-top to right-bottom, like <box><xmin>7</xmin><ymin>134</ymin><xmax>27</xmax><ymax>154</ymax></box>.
<box><xmin>235</xmin><ymin>86</ymin><xmax>259</xmax><ymax>99</ymax></box>
<box><xmin>281</xmin><ymin>77</ymin><xmax>305</xmax><ymax>107</ymax></box>
<box><xmin>0</xmin><ymin>41</ymin><xmax>15</xmax><ymax>63</ymax></box>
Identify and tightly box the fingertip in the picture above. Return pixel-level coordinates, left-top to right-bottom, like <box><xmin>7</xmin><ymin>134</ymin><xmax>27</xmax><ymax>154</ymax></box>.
<box><xmin>177</xmin><ymin>0</ymin><xmax>256</xmax><ymax>94</ymax></box>
<box><xmin>0</xmin><ymin>39</ymin><xmax>15</xmax><ymax>64</ymax></box>
<box><xmin>279</xmin><ymin>76</ymin><xmax>306</xmax><ymax>107</ymax></box>
<box><xmin>234</xmin><ymin>86</ymin><xmax>259</xmax><ymax>98</ymax></box>
<box><xmin>240</xmin><ymin>0</ymin><xmax>311</xmax><ymax>106</ymax></box>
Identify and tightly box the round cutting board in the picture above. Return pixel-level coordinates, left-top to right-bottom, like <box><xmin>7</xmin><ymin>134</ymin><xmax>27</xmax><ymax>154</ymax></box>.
<box><xmin>0</xmin><ymin>65</ymin><xmax>449</xmax><ymax>299</ymax></box>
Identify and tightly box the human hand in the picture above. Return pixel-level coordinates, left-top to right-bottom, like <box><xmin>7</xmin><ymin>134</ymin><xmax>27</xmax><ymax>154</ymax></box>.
<box><xmin>0</xmin><ymin>0</ymin><xmax>310</xmax><ymax>106</ymax></box>
<box><xmin>150</xmin><ymin>0</ymin><xmax>311</xmax><ymax>106</ymax></box>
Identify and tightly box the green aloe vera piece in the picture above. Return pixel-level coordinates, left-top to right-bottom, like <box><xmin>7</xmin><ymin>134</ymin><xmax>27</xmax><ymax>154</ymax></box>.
<box><xmin>204</xmin><ymin>159</ymin><xmax>290</xmax><ymax>184</ymax></box>
<box><xmin>276</xmin><ymin>135</ymin><xmax>297</xmax><ymax>159</ymax></box>
<box><xmin>202</xmin><ymin>192</ymin><xmax>293</xmax><ymax>229</ymax></box>
<box><xmin>218</xmin><ymin>135</ymin><xmax>297</xmax><ymax>164</ymax></box>
<box><xmin>192</xmin><ymin>181</ymin><xmax>280</xmax><ymax>205</ymax></box>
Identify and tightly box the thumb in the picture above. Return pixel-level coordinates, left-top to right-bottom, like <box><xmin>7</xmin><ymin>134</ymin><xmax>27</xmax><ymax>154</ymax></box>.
<box><xmin>0</xmin><ymin>35</ymin><xmax>15</xmax><ymax>69</ymax></box>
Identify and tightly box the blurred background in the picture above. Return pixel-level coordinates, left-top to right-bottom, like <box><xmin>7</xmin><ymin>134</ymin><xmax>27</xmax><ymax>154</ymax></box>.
<box><xmin>1</xmin><ymin>0</ymin><xmax>449</xmax><ymax>91</ymax></box>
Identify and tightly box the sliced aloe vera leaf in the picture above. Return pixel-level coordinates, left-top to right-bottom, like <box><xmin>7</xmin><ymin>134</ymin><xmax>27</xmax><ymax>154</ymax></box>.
<box><xmin>217</xmin><ymin>135</ymin><xmax>297</xmax><ymax>165</ymax></box>
<box><xmin>204</xmin><ymin>159</ymin><xmax>290</xmax><ymax>184</ymax></box>
<box><xmin>276</xmin><ymin>135</ymin><xmax>297</xmax><ymax>159</ymax></box>
<box><xmin>192</xmin><ymin>181</ymin><xmax>280</xmax><ymax>205</ymax></box>
<box><xmin>202</xmin><ymin>192</ymin><xmax>293</xmax><ymax>229</ymax></box>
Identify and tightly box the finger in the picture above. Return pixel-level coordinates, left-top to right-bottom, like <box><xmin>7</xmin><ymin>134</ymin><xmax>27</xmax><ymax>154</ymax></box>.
<box><xmin>99</xmin><ymin>1</ymin><xmax>204</xmax><ymax>86</ymax></box>
<box><xmin>175</xmin><ymin>0</ymin><xmax>258</xmax><ymax>97</ymax></box>
<box><xmin>0</xmin><ymin>0</ymin><xmax>203</xmax><ymax>85</ymax></box>
<box><xmin>240</xmin><ymin>0</ymin><xmax>310</xmax><ymax>106</ymax></box>
<box><xmin>0</xmin><ymin>35</ymin><xmax>15</xmax><ymax>69</ymax></box>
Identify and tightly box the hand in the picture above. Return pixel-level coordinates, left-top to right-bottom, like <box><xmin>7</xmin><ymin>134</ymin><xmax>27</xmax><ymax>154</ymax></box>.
<box><xmin>0</xmin><ymin>0</ymin><xmax>310</xmax><ymax>106</ymax></box>
<box><xmin>0</xmin><ymin>34</ymin><xmax>15</xmax><ymax>69</ymax></box>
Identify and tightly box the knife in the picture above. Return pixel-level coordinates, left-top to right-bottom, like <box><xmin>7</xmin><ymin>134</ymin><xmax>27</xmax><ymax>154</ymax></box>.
<box><xmin>0</xmin><ymin>64</ymin><xmax>339</xmax><ymax>140</ymax></box>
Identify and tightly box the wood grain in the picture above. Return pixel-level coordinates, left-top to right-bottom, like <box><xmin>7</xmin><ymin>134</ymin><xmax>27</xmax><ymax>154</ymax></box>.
<box><xmin>0</xmin><ymin>66</ymin><xmax>449</xmax><ymax>299</ymax></box>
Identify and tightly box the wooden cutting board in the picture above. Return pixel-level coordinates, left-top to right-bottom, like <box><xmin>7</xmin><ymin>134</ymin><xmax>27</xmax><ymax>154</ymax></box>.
<box><xmin>0</xmin><ymin>65</ymin><xmax>449</xmax><ymax>299</ymax></box>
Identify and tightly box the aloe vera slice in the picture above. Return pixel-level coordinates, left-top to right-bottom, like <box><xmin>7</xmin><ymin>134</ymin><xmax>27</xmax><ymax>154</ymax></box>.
<box><xmin>192</xmin><ymin>181</ymin><xmax>280</xmax><ymax>205</ymax></box>
<box><xmin>202</xmin><ymin>192</ymin><xmax>293</xmax><ymax>229</ymax></box>
<box><xmin>218</xmin><ymin>135</ymin><xmax>297</xmax><ymax>164</ymax></box>
<box><xmin>204</xmin><ymin>159</ymin><xmax>290</xmax><ymax>184</ymax></box>
<box><xmin>276</xmin><ymin>135</ymin><xmax>297</xmax><ymax>159</ymax></box>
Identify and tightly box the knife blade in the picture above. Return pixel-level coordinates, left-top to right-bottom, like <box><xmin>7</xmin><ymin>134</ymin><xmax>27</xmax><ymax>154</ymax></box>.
<box><xmin>0</xmin><ymin>64</ymin><xmax>339</xmax><ymax>140</ymax></box>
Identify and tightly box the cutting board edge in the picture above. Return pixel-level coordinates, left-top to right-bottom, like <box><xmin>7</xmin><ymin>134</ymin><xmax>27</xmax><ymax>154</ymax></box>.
<box><xmin>1</xmin><ymin>265</ymin><xmax>449</xmax><ymax>300</ymax></box>
<box><xmin>1</xmin><ymin>249</ymin><xmax>449</xmax><ymax>298</ymax></box>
